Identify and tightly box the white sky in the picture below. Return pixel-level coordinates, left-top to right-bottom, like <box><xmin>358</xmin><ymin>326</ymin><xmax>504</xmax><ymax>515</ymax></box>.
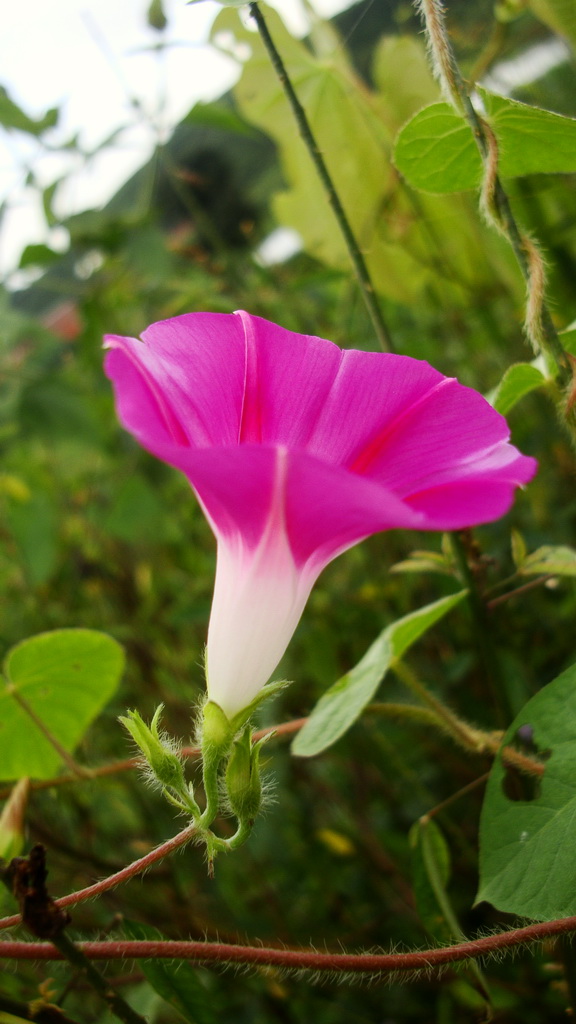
<box><xmin>0</xmin><ymin>0</ymin><xmax>351</xmax><ymax>282</ymax></box>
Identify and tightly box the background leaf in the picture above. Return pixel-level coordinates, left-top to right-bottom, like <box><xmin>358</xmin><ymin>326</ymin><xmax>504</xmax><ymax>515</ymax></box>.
<box><xmin>528</xmin><ymin>0</ymin><xmax>576</xmax><ymax>48</ymax></box>
<box><xmin>410</xmin><ymin>817</ymin><xmax>453</xmax><ymax>942</ymax></box>
<box><xmin>5</xmin><ymin>490</ymin><xmax>59</xmax><ymax>587</ymax></box>
<box><xmin>104</xmin><ymin>475</ymin><xmax>167</xmax><ymax>544</ymax></box>
<box><xmin>488</xmin><ymin>361</ymin><xmax>549</xmax><ymax>415</ymax></box>
<box><xmin>0</xmin><ymin>84</ymin><xmax>58</xmax><ymax>135</ymax></box>
<box><xmin>123</xmin><ymin>921</ymin><xmax>219</xmax><ymax>1024</ymax></box>
<box><xmin>0</xmin><ymin>630</ymin><xmax>124</xmax><ymax>780</ymax></box>
<box><xmin>220</xmin><ymin>10</ymin><xmax>518</xmax><ymax>306</ymax></box>
<box><xmin>519</xmin><ymin>544</ymin><xmax>576</xmax><ymax>576</ymax></box>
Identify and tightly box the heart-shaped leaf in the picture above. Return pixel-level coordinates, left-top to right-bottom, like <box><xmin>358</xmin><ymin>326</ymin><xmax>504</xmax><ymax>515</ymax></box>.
<box><xmin>0</xmin><ymin>630</ymin><xmax>124</xmax><ymax>780</ymax></box>
<box><xmin>478</xmin><ymin>662</ymin><xmax>576</xmax><ymax>920</ymax></box>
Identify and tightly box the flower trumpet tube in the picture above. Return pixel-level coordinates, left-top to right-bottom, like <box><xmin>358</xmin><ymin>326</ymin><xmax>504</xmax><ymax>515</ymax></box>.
<box><xmin>104</xmin><ymin>311</ymin><xmax>536</xmax><ymax>719</ymax></box>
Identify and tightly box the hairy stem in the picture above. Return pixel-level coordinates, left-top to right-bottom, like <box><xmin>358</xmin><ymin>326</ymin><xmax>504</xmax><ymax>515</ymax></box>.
<box><xmin>392</xmin><ymin>660</ymin><xmax>491</xmax><ymax>753</ymax></box>
<box><xmin>49</xmin><ymin>931</ymin><xmax>148</xmax><ymax>1024</ymax></box>
<box><xmin>5</xmin><ymin>913</ymin><xmax>576</xmax><ymax>972</ymax></box>
<box><xmin>0</xmin><ymin>823</ymin><xmax>198</xmax><ymax>932</ymax></box>
<box><xmin>391</xmin><ymin>661</ymin><xmax>545</xmax><ymax>777</ymax></box>
<box><xmin>415</xmin><ymin>0</ymin><xmax>571</xmax><ymax>384</ymax></box>
<box><xmin>486</xmin><ymin>575</ymin><xmax>554</xmax><ymax>609</ymax></box>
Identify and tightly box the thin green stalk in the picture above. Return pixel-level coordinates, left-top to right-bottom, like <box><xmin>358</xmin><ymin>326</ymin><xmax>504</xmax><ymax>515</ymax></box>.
<box><xmin>372</xmin><ymin>694</ymin><xmax>544</xmax><ymax>779</ymax></box>
<box><xmin>367</xmin><ymin>701</ymin><xmax>445</xmax><ymax>728</ymax></box>
<box><xmin>486</xmin><ymin>574</ymin><xmax>554</xmax><ymax>609</ymax></box>
<box><xmin>424</xmin><ymin>773</ymin><xmax>489</xmax><ymax>820</ymax></box>
<box><xmin>199</xmin><ymin>753</ymin><xmax>221</xmax><ymax>829</ymax></box>
<box><xmin>50</xmin><ymin>931</ymin><xmax>148</xmax><ymax>1024</ymax></box>
<box><xmin>247</xmin><ymin>2</ymin><xmax>395</xmax><ymax>354</ymax></box>
<box><xmin>392</xmin><ymin>660</ymin><xmax>491</xmax><ymax>753</ymax></box>
<box><xmin>418</xmin><ymin>818</ymin><xmax>492</xmax><ymax>1008</ymax></box>
<box><xmin>226</xmin><ymin>818</ymin><xmax>254</xmax><ymax>851</ymax></box>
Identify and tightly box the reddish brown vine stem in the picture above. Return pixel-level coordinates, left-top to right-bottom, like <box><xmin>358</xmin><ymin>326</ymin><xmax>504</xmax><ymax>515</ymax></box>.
<box><xmin>2</xmin><ymin>914</ymin><xmax>576</xmax><ymax>972</ymax></box>
<box><xmin>0</xmin><ymin>823</ymin><xmax>199</xmax><ymax>932</ymax></box>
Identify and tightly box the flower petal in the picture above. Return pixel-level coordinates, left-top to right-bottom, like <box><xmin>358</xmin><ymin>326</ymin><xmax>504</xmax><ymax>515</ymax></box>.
<box><xmin>205</xmin><ymin>450</ymin><xmax>316</xmax><ymax>716</ymax></box>
<box><xmin>105</xmin><ymin>312</ymin><xmax>247</xmax><ymax>449</ymax></box>
<box><xmin>105</xmin><ymin>312</ymin><xmax>536</xmax><ymax>559</ymax></box>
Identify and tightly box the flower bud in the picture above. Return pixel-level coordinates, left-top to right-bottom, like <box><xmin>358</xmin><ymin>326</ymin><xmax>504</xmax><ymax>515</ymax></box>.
<box><xmin>119</xmin><ymin>706</ymin><xmax>186</xmax><ymax>793</ymax></box>
<box><xmin>225</xmin><ymin>727</ymin><xmax>268</xmax><ymax>824</ymax></box>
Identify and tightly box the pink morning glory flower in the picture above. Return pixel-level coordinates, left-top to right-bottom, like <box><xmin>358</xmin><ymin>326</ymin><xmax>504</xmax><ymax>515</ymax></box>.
<box><xmin>104</xmin><ymin>311</ymin><xmax>536</xmax><ymax>719</ymax></box>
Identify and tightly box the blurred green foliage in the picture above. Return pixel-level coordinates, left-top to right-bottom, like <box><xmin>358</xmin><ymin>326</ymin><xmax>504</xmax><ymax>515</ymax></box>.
<box><xmin>3</xmin><ymin>0</ymin><xmax>576</xmax><ymax>1020</ymax></box>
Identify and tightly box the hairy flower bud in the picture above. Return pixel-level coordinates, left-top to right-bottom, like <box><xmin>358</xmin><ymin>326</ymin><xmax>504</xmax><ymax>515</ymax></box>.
<box><xmin>225</xmin><ymin>727</ymin><xmax>269</xmax><ymax>824</ymax></box>
<box><xmin>119</xmin><ymin>706</ymin><xmax>186</xmax><ymax>793</ymax></box>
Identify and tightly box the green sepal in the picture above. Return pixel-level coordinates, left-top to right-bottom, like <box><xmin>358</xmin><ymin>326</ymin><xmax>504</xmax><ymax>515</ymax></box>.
<box><xmin>229</xmin><ymin>678</ymin><xmax>290</xmax><ymax>734</ymax></box>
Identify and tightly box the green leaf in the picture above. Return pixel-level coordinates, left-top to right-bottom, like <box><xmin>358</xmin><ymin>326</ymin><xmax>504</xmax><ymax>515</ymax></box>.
<box><xmin>292</xmin><ymin>590</ymin><xmax>467</xmax><ymax>758</ymax></box>
<box><xmin>183</xmin><ymin>101</ymin><xmax>255</xmax><ymax>136</ymax></box>
<box><xmin>6</xmin><ymin>490</ymin><xmax>59</xmax><ymax>587</ymax></box>
<box><xmin>394</xmin><ymin>90</ymin><xmax>576</xmax><ymax>194</ymax></box>
<box><xmin>105</xmin><ymin>475</ymin><xmax>166</xmax><ymax>544</ymax></box>
<box><xmin>372</xmin><ymin>34</ymin><xmax>439</xmax><ymax>128</ymax></box>
<box><xmin>528</xmin><ymin>0</ymin><xmax>576</xmax><ymax>49</ymax></box>
<box><xmin>219</xmin><ymin>10</ymin><xmax>520</xmax><ymax>306</ymax></box>
<box><xmin>519</xmin><ymin>544</ymin><xmax>576</xmax><ymax>577</ymax></box>
<box><xmin>0</xmin><ymin>779</ymin><xmax>29</xmax><ymax>861</ymax></box>
<box><xmin>42</xmin><ymin>180</ymin><xmax>61</xmax><ymax>227</ymax></box>
<box><xmin>0</xmin><ymin>84</ymin><xmax>58</xmax><ymax>135</ymax></box>
<box><xmin>479</xmin><ymin>87</ymin><xmax>576</xmax><ymax>177</ymax></box>
<box><xmin>147</xmin><ymin>0</ymin><xmax>167</xmax><ymax>30</ymax></box>
<box><xmin>393</xmin><ymin>102</ymin><xmax>482</xmax><ymax>194</ymax></box>
<box><xmin>412</xmin><ymin>818</ymin><xmax>492</xmax><ymax>1006</ymax></box>
<box><xmin>560</xmin><ymin>318</ymin><xmax>576</xmax><ymax>355</ymax></box>
<box><xmin>478</xmin><ymin>662</ymin><xmax>576</xmax><ymax>920</ymax></box>
<box><xmin>488</xmin><ymin>361</ymin><xmax>548</xmax><ymax>415</ymax></box>
<box><xmin>123</xmin><ymin>921</ymin><xmax>219</xmax><ymax>1024</ymax></box>
<box><xmin>511</xmin><ymin>529</ymin><xmax>527</xmax><ymax>569</ymax></box>
<box><xmin>390</xmin><ymin>549</ymin><xmax>454</xmax><ymax>576</ymax></box>
<box><xmin>18</xmin><ymin>244</ymin><xmax>62</xmax><ymax>269</ymax></box>
<box><xmin>0</xmin><ymin>630</ymin><xmax>125</xmax><ymax>780</ymax></box>
<box><xmin>410</xmin><ymin>817</ymin><xmax>453</xmax><ymax>942</ymax></box>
